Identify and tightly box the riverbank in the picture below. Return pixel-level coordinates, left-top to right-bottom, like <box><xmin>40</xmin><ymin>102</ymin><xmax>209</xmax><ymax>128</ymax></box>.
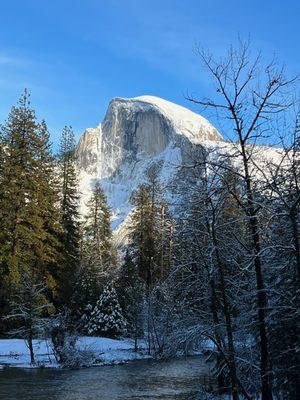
<box><xmin>0</xmin><ymin>337</ymin><xmax>151</xmax><ymax>368</ymax></box>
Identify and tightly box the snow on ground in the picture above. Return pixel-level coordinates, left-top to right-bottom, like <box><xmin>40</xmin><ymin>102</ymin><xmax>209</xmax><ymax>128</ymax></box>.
<box><xmin>0</xmin><ymin>337</ymin><xmax>150</xmax><ymax>369</ymax></box>
<box><xmin>77</xmin><ymin>337</ymin><xmax>150</xmax><ymax>365</ymax></box>
<box><xmin>0</xmin><ymin>339</ymin><xmax>55</xmax><ymax>368</ymax></box>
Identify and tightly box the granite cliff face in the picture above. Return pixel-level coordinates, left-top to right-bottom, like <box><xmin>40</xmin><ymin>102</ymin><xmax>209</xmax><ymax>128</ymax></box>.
<box><xmin>76</xmin><ymin>95</ymin><xmax>283</xmax><ymax>245</ymax></box>
<box><xmin>76</xmin><ymin>95</ymin><xmax>223</xmax><ymax>238</ymax></box>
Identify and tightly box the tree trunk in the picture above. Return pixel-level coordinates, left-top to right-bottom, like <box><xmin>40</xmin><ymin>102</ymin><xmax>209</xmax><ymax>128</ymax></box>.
<box><xmin>28</xmin><ymin>334</ymin><xmax>35</xmax><ymax>365</ymax></box>
<box><xmin>290</xmin><ymin>207</ymin><xmax>300</xmax><ymax>281</ymax></box>
<box><xmin>134</xmin><ymin>317</ymin><xmax>138</xmax><ymax>352</ymax></box>
<box><xmin>160</xmin><ymin>206</ymin><xmax>165</xmax><ymax>279</ymax></box>
<box><xmin>147</xmin><ymin>298</ymin><xmax>151</xmax><ymax>355</ymax></box>
<box><xmin>242</xmin><ymin>147</ymin><xmax>273</xmax><ymax>400</ymax></box>
<box><xmin>209</xmin><ymin>277</ymin><xmax>227</xmax><ymax>393</ymax></box>
<box><xmin>212</xmin><ymin>226</ymin><xmax>239</xmax><ymax>400</ymax></box>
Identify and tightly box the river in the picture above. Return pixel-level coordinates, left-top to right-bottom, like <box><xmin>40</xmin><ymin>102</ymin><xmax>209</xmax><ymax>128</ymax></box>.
<box><xmin>0</xmin><ymin>356</ymin><xmax>216</xmax><ymax>400</ymax></box>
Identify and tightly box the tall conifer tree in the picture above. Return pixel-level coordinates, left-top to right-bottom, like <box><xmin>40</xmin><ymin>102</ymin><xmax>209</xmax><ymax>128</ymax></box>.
<box><xmin>130</xmin><ymin>168</ymin><xmax>171</xmax><ymax>291</ymax></box>
<box><xmin>83</xmin><ymin>181</ymin><xmax>115</xmax><ymax>274</ymax></box>
<box><xmin>0</xmin><ymin>91</ymin><xmax>61</xmax><ymax>329</ymax></box>
<box><xmin>73</xmin><ymin>181</ymin><xmax>115</xmax><ymax>314</ymax></box>
<box><xmin>57</xmin><ymin>126</ymin><xmax>80</xmax><ymax>307</ymax></box>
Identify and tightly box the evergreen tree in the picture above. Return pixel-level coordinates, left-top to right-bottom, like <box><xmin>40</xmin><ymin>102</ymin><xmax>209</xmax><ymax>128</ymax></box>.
<box><xmin>57</xmin><ymin>126</ymin><xmax>80</xmax><ymax>307</ymax></box>
<box><xmin>0</xmin><ymin>129</ymin><xmax>7</xmax><ymax>331</ymax></box>
<box><xmin>130</xmin><ymin>184</ymin><xmax>156</xmax><ymax>291</ymax></box>
<box><xmin>83</xmin><ymin>181</ymin><xmax>115</xmax><ymax>275</ymax></box>
<box><xmin>130</xmin><ymin>167</ymin><xmax>173</xmax><ymax>291</ymax></box>
<box><xmin>0</xmin><ymin>129</ymin><xmax>4</xmax><ymax>204</ymax></box>
<box><xmin>0</xmin><ymin>91</ymin><xmax>61</xmax><ymax>330</ymax></box>
<box><xmin>129</xmin><ymin>166</ymin><xmax>174</xmax><ymax>354</ymax></box>
<box><xmin>87</xmin><ymin>285</ymin><xmax>126</xmax><ymax>338</ymax></box>
<box><xmin>71</xmin><ymin>264</ymin><xmax>100</xmax><ymax>329</ymax></box>
<box><xmin>116</xmin><ymin>250</ymin><xmax>145</xmax><ymax>349</ymax></box>
<box><xmin>33</xmin><ymin>120</ymin><xmax>61</xmax><ymax>296</ymax></box>
<box><xmin>72</xmin><ymin>181</ymin><xmax>116</xmax><ymax>318</ymax></box>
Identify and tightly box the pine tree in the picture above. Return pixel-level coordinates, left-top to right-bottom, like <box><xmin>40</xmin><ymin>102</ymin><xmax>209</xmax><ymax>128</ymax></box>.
<box><xmin>31</xmin><ymin>119</ymin><xmax>61</xmax><ymax>294</ymax></box>
<box><xmin>71</xmin><ymin>264</ymin><xmax>100</xmax><ymax>327</ymax></box>
<box><xmin>87</xmin><ymin>285</ymin><xmax>126</xmax><ymax>338</ymax></box>
<box><xmin>129</xmin><ymin>166</ymin><xmax>174</xmax><ymax>354</ymax></box>
<box><xmin>72</xmin><ymin>181</ymin><xmax>116</xmax><ymax>319</ymax></box>
<box><xmin>0</xmin><ymin>91</ymin><xmax>61</xmax><ymax>330</ymax></box>
<box><xmin>0</xmin><ymin>129</ymin><xmax>7</xmax><ymax>332</ymax></box>
<box><xmin>116</xmin><ymin>250</ymin><xmax>145</xmax><ymax>349</ymax></box>
<box><xmin>130</xmin><ymin>167</ymin><xmax>172</xmax><ymax>291</ymax></box>
<box><xmin>57</xmin><ymin>126</ymin><xmax>80</xmax><ymax>307</ymax></box>
<box><xmin>0</xmin><ymin>129</ymin><xmax>4</xmax><ymax>204</ymax></box>
<box><xmin>83</xmin><ymin>181</ymin><xmax>115</xmax><ymax>275</ymax></box>
<box><xmin>130</xmin><ymin>184</ymin><xmax>155</xmax><ymax>291</ymax></box>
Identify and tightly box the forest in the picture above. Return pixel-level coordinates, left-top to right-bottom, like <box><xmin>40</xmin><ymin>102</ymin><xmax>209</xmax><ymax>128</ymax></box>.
<box><xmin>0</xmin><ymin>43</ymin><xmax>299</xmax><ymax>400</ymax></box>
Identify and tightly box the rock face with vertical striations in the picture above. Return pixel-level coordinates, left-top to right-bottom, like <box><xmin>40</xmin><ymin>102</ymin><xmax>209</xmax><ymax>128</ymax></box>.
<box><xmin>77</xmin><ymin>95</ymin><xmax>283</xmax><ymax>245</ymax></box>
<box><xmin>76</xmin><ymin>95</ymin><xmax>223</xmax><ymax>241</ymax></box>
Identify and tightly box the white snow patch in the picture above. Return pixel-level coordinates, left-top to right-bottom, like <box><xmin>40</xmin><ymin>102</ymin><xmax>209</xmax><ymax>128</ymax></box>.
<box><xmin>0</xmin><ymin>337</ymin><xmax>149</xmax><ymax>369</ymax></box>
<box><xmin>132</xmin><ymin>95</ymin><xmax>222</xmax><ymax>142</ymax></box>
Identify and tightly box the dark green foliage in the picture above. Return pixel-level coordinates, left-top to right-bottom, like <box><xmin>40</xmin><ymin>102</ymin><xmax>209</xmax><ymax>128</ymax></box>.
<box><xmin>116</xmin><ymin>250</ymin><xmax>145</xmax><ymax>342</ymax></box>
<box><xmin>129</xmin><ymin>166</ymin><xmax>173</xmax><ymax>292</ymax></box>
<box><xmin>83</xmin><ymin>181</ymin><xmax>116</xmax><ymax>274</ymax></box>
<box><xmin>0</xmin><ymin>91</ymin><xmax>61</xmax><ymax>332</ymax></box>
<box><xmin>57</xmin><ymin>126</ymin><xmax>80</xmax><ymax>307</ymax></box>
<box><xmin>130</xmin><ymin>184</ymin><xmax>157</xmax><ymax>290</ymax></box>
<box><xmin>71</xmin><ymin>264</ymin><xmax>101</xmax><ymax>324</ymax></box>
<box><xmin>72</xmin><ymin>181</ymin><xmax>116</xmax><ymax>316</ymax></box>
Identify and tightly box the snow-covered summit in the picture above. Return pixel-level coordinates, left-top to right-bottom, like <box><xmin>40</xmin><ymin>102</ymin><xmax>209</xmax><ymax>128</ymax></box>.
<box><xmin>76</xmin><ymin>95</ymin><xmax>281</xmax><ymax>243</ymax></box>
<box><xmin>77</xmin><ymin>95</ymin><xmax>221</xmax><ymax>173</ymax></box>
<box><xmin>132</xmin><ymin>95</ymin><xmax>221</xmax><ymax>142</ymax></box>
<box><xmin>76</xmin><ymin>95</ymin><xmax>221</xmax><ymax>240</ymax></box>
<box><xmin>104</xmin><ymin>95</ymin><xmax>222</xmax><ymax>144</ymax></box>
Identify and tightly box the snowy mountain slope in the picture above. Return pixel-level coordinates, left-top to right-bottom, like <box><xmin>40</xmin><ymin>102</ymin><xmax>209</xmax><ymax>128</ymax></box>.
<box><xmin>77</xmin><ymin>96</ymin><xmax>222</xmax><ymax>234</ymax></box>
<box><xmin>131</xmin><ymin>95</ymin><xmax>221</xmax><ymax>143</ymax></box>
<box><xmin>76</xmin><ymin>95</ymin><xmax>281</xmax><ymax>242</ymax></box>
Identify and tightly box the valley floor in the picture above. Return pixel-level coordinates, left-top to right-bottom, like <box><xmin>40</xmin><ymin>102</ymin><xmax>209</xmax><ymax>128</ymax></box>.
<box><xmin>0</xmin><ymin>337</ymin><xmax>151</xmax><ymax>369</ymax></box>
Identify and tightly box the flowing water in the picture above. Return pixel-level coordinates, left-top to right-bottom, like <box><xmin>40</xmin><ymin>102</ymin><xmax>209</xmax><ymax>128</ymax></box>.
<box><xmin>0</xmin><ymin>356</ymin><xmax>215</xmax><ymax>400</ymax></box>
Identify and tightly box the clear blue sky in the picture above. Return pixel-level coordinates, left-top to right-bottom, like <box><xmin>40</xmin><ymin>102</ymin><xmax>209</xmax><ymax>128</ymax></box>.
<box><xmin>0</xmin><ymin>0</ymin><xmax>299</xmax><ymax>146</ymax></box>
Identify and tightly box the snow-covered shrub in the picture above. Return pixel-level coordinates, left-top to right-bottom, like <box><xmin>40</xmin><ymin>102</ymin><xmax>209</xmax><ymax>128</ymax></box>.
<box><xmin>53</xmin><ymin>338</ymin><xmax>95</xmax><ymax>369</ymax></box>
<box><xmin>79</xmin><ymin>303</ymin><xmax>93</xmax><ymax>334</ymax></box>
<box><xmin>47</xmin><ymin>312</ymin><xmax>95</xmax><ymax>368</ymax></box>
<box><xmin>87</xmin><ymin>285</ymin><xmax>126</xmax><ymax>338</ymax></box>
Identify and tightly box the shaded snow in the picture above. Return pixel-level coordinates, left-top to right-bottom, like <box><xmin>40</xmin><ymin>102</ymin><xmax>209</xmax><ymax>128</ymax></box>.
<box><xmin>0</xmin><ymin>337</ymin><xmax>149</xmax><ymax>369</ymax></box>
<box><xmin>0</xmin><ymin>339</ymin><xmax>55</xmax><ymax>368</ymax></box>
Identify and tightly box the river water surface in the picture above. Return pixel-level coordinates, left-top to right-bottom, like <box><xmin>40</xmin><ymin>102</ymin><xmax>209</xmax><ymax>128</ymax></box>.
<box><xmin>0</xmin><ymin>356</ymin><xmax>215</xmax><ymax>400</ymax></box>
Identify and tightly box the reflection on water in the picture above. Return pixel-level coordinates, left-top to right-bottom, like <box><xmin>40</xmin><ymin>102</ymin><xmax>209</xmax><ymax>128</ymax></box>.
<box><xmin>0</xmin><ymin>357</ymin><xmax>215</xmax><ymax>400</ymax></box>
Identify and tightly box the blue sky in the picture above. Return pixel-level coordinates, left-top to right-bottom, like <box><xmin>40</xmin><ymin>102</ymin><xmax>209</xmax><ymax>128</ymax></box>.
<box><xmin>0</xmin><ymin>0</ymin><xmax>299</xmax><ymax>146</ymax></box>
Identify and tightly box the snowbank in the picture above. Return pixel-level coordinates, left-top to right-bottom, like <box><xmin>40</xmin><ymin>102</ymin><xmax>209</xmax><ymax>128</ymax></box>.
<box><xmin>0</xmin><ymin>337</ymin><xmax>150</xmax><ymax>369</ymax></box>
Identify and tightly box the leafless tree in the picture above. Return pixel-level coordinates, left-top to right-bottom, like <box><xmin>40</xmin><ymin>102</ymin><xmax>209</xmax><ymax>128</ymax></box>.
<box><xmin>188</xmin><ymin>40</ymin><xmax>298</xmax><ymax>400</ymax></box>
<box><xmin>3</xmin><ymin>279</ymin><xmax>50</xmax><ymax>365</ymax></box>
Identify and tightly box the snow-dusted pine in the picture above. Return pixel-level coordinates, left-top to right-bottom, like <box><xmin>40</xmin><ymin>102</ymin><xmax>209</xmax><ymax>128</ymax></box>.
<box><xmin>87</xmin><ymin>285</ymin><xmax>126</xmax><ymax>338</ymax></box>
